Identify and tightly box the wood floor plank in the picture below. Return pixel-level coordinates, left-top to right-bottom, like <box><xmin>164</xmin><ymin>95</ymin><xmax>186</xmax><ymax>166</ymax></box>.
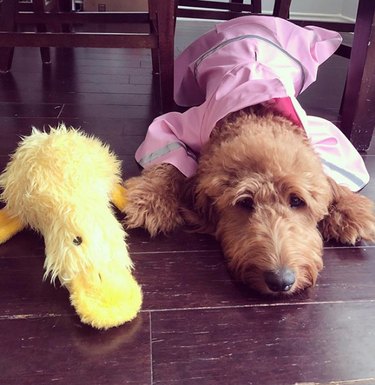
<box><xmin>0</xmin><ymin>103</ymin><xmax>63</xmax><ymax>118</ymax></box>
<box><xmin>0</xmin><ymin>312</ymin><xmax>151</xmax><ymax>385</ymax></box>
<box><xmin>10</xmin><ymin>47</ymin><xmax>148</xmax><ymax>71</ymax></box>
<box><xmin>0</xmin><ymin>116</ymin><xmax>151</xmax><ymax>137</ymax></box>
<box><xmin>2</xmin><ymin>228</ymin><xmax>375</xmax><ymax>317</ymax></box>
<box><xmin>0</xmin><ymin>89</ymin><xmax>153</xmax><ymax>105</ymax></box>
<box><xmin>298</xmin><ymin>55</ymin><xmax>348</xmax><ymax>114</ymax></box>
<box><xmin>151</xmin><ymin>303</ymin><xmax>375</xmax><ymax>385</ymax></box>
<box><xmin>127</xmin><ymin>228</ymin><xmax>220</xmax><ymax>253</ymax></box>
<box><xmin>60</xmin><ymin>103</ymin><xmax>155</xmax><ymax>119</ymax></box>
<box><xmin>0</xmin><ymin>116</ymin><xmax>151</xmax><ymax>160</ymax></box>
<box><xmin>296</xmin><ymin>380</ymin><xmax>375</xmax><ymax>385</ymax></box>
<box><xmin>0</xmin><ymin>154</ymin><xmax>141</xmax><ymax>181</ymax></box>
<box><xmin>137</xmin><ymin>246</ymin><xmax>375</xmax><ymax>310</ymax></box>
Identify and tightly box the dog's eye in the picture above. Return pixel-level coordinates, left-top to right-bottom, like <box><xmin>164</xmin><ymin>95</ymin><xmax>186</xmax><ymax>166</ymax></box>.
<box><xmin>289</xmin><ymin>195</ymin><xmax>305</xmax><ymax>208</ymax></box>
<box><xmin>236</xmin><ymin>197</ymin><xmax>254</xmax><ymax>211</ymax></box>
<box><xmin>73</xmin><ymin>236</ymin><xmax>83</xmax><ymax>246</ymax></box>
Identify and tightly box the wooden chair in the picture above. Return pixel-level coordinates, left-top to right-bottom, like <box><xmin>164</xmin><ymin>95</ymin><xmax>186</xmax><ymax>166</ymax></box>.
<box><xmin>0</xmin><ymin>0</ymin><xmax>175</xmax><ymax>112</ymax></box>
<box><xmin>287</xmin><ymin>0</ymin><xmax>375</xmax><ymax>151</ymax></box>
<box><xmin>1</xmin><ymin>1</ymin><xmax>373</xmax><ymax>150</ymax></box>
<box><xmin>338</xmin><ymin>0</ymin><xmax>375</xmax><ymax>151</ymax></box>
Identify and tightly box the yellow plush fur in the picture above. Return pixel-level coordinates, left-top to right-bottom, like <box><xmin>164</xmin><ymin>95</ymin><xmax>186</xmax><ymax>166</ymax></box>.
<box><xmin>0</xmin><ymin>125</ymin><xmax>142</xmax><ymax>329</ymax></box>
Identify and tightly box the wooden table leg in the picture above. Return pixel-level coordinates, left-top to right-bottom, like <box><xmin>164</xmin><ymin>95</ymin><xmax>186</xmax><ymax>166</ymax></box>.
<box><xmin>0</xmin><ymin>0</ymin><xmax>18</xmax><ymax>73</ymax></box>
<box><xmin>151</xmin><ymin>0</ymin><xmax>176</xmax><ymax>113</ymax></box>
<box><xmin>340</xmin><ymin>0</ymin><xmax>375</xmax><ymax>151</ymax></box>
<box><xmin>273</xmin><ymin>0</ymin><xmax>291</xmax><ymax>18</ymax></box>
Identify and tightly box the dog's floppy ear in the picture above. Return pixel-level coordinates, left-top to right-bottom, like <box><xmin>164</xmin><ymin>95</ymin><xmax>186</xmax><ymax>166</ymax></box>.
<box><xmin>180</xmin><ymin>174</ymin><xmax>219</xmax><ymax>235</ymax></box>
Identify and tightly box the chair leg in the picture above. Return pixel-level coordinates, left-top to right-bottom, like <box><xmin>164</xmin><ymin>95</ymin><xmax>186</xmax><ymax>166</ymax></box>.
<box><xmin>250</xmin><ymin>0</ymin><xmax>261</xmax><ymax>13</ymax></box>
<box><xmin>38</xmin><ymin>26</ymin><xmax>52</xmax><ymax>64</ymax></box>
<box><xmin>340</xmin><ymin>0</ymin><xmax>375</xmax><ymax>151</ymax></box>
<box><xmin>32</xmin><ymin>0</ymin><xmax>53</xmax><ymax>64</ymax></box>
<box><xmin>273</xmin><ymin>0</ymin><xmax>291</xmax><ymax>18</ymax></box>
<box><xmin>0</xmin><ymin>0</ymin><xmax>18</xmax><ymax>73</ymax></box>
<box><xmin>58</xmin><ymin>0</ymin><xmax>73</xmax><ymax>33</ymax></box>
<box><xmin>150</xmin><ymin>0</ymin><xmax>176</xmax><ymax>113</ymax></box>
<box><xmin>149</xmin><ymin>0</ymin><xmax>160</xmax><ymax>75</ymax></box>
<box><xmin>33</xmin><ymin>0</ymin><xmax>70</xmax><ymax>64</ymax></box>
<box><xmin>151</xmin><ymin>48</ymin><xmax>160</xmax><ymax>75</ymax></box>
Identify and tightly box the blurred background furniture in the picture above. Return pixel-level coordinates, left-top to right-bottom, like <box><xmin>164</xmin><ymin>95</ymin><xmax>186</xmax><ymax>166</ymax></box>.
<box><xmin>290</xmin><ymin>0</ymin><xmax>375</xmax><ymax>151</ymax></box>
<box><xmin>174</xmin><ymin>0</ymin><xmax>375</xmax><ymax>151</ymax></box>
<box><xmin>0</xmin><ymin>0</ymin><xmax>374</xmax><ymax>149</ymax></box>
<box><xmin>176</xmin><ymin>0</ymin><xmax>290</xmax><ymax>19</ymax></box>
<box><xmin>337</xmin><ymin>0</ymin><xmax>375</xmax><ymax>151</ymax></box>
<box><xmin>0</xmin><ymin>0</ymin><xmax>175</xmax><ymax>112</ymax></box>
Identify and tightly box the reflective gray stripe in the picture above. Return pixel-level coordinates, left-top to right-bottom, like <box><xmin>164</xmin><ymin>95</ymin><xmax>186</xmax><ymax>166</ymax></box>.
<box><xmin>320</xmin><ymin>158</ymin><xmax>365</xmax><ymax>189</ymax></box>
<box><xmin>138</xmin><ymin>142</ymin><xmax>195</xmax><ymax>167</ymax></box>
<box><xmin>193</xmin><ymin>34</ymin><xmax>306</xmax><ymax>95</ymax></box>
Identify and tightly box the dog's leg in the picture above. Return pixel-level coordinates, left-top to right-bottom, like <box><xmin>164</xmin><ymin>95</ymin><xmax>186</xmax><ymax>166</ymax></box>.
<box><xmin>320</xmin><ymin>177</ymin><xmax>375</xmax><ymax>244</ymax></box>
<box><xmin>123</xmin><ymin>163</ymin><xmax>186</xmax><ymax>236</ymax></box>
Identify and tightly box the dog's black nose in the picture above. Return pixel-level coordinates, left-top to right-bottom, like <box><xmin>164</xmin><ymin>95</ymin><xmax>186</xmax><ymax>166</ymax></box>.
<box><xmin>264</xmin><ymin>268</ymin><xmax>295</xmax><ymax>292</ymax></box>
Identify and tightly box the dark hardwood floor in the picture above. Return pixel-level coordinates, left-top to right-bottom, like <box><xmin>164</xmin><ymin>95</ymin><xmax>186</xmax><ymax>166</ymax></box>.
<box><xmin>1</xmin><ymin>20</ymin><xmax>375</xmax><ymax>385</ymax></box>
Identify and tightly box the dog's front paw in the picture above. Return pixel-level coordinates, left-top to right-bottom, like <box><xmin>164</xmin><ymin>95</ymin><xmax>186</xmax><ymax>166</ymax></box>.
<box><xmin>123</xmin><ymin>164</ymin><xmax>186</xmax><ymax>236</ymax></box>
<box><xmin>321</xmin><ymin>194</ymin><xmax>375</xmax><ymax>244</ymax></box>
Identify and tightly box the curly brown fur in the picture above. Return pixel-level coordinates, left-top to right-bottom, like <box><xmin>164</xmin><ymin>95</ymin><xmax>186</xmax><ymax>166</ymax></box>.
<box><xmin>124</xmin><ymin>108</ymin><xmax>375</xmax><ymax>295</ymax></box>
<box><xmin>124</xmin><ymin>163</ymin><xmax>185</xmax><ymax>237</ymax></box>
<box><xmin>320</xmin><ymin>177</ymin><xmax>375</xmax><ymax>244</ymax></box>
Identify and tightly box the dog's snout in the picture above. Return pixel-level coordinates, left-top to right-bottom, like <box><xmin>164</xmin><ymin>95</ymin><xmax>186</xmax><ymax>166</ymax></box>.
<box><xmin>264</xmin><ymin>268</ymin><xmax>295</xmax><ymax>292</ymax></box>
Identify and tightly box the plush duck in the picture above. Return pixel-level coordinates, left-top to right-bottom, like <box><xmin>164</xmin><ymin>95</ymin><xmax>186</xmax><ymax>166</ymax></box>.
<box><xmin>0</xmin><ymin>125</ymin><xmax>142</xmax><ymax>329</ymax></box>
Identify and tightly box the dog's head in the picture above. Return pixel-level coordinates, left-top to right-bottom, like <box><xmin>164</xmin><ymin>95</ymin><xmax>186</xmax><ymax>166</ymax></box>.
<box><xmin>186</xmin><ymin>114</ymin><xmax>332</xmax><ymax>295</ymax></box>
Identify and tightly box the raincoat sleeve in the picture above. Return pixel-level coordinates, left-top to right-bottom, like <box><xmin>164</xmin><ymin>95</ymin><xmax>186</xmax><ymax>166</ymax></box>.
<box><xmin>135</xmin><ymin>108</ymin><xmax>202</xmax><ymax>177</ymax></box>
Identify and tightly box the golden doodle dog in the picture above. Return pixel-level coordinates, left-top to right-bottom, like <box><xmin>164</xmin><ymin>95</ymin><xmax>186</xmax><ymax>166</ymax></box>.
<box><xmin>124</xmin><ymin>108</ymin><xmax>375</xmax><ymax>295</ymax></box>
<box><xmin>123</xmin><ymin>17</ymin><xmax>375</xmax><ymax>295</ymax></box>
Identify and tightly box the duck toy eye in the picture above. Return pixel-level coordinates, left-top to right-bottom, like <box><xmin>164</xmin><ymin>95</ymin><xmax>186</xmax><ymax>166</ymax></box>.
<box><xmin>73</xmin><ymin>236</ymin><xmax>83</xmax><ymax>246</ymax></box>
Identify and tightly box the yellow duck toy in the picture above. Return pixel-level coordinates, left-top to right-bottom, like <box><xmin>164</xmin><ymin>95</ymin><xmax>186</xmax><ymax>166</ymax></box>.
<box><xmin>0</xmin><ymin>125</ymin><xmax>142</xmax><ymax>329</ymax></box>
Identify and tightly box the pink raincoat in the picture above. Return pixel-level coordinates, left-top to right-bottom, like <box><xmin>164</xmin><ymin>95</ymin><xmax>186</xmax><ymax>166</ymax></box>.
<box><xmin>136</xmin><ymin>16</ymin><xmax>369</xmax><ymax>192</ymax></box>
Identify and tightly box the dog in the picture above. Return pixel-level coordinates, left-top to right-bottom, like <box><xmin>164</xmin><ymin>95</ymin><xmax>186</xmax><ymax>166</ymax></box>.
<box><xmin>122</xmin><ymin>16</ymin><xmax>375</xmax><ymax>295</ymax></box>
<box><xmin>123</xmin><ymin>107</ymin><xmax>375</xmax><ymax>295</ymax></box>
